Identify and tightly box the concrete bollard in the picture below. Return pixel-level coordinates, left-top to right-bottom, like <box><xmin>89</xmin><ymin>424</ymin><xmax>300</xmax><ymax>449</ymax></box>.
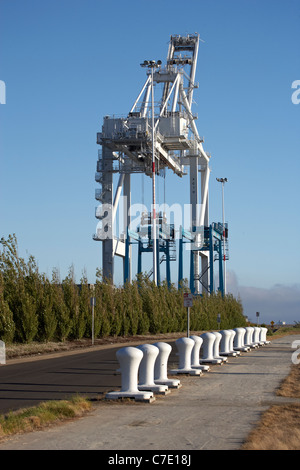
<box><xmin>137</xmin><ymin>344</ymin><xmax>170</xmax><ymax>394</ymax></box>
<box><xmin>170</xmin><ymin>337</ymin><xmax>203</xmax><ymax>375</ymax></box>
<box><xmin>153</xmin><ymin>342</ymin><xmax>181</xmax><ymax>388</ymax></box>
<box><xmin>212</xmin><ymin>332</ymin><xmax>227</xmax><ymax>362</ymax></box>
<box><xmin>219</xmin><ymin>330</ymin><xmax>238</xmax><ymax>357</ymax></box>
<box><xmin>227</xmin><ymin>329</ymin><xmax>240</xmax><ymax>355</ymax></box>
<box><xmin>105</xmin><ymin>346</ymin><xmax>155</xmax><ymax>402</ymax></box>
<box><xmin>253</xmin><ymin>327</ymin><xmax>264</xmax><ymax>346</ymax></box>
<box><xmin>233</xmin><ymin>328</ymin><xmax>250</xmax><ymax>352</ymax></box>
<box><xmin>200</xmin><ymin>332</ymin><xmax>223</xmax><ymax>364</ymax></box>
<box><xmin>260</xmin><ymin>327</ymin><xmax>270</xmax><ymax>344</ymax></box>
<box><xmin>189</xmin><ymin>335</ymin><xmax>210</xmax><ymax>371</ymax></box>
<box><xmin>259</xmin><ymin>327</ymin><xmax>270</xmax><ymax>345</ymax></box>
<box><xmin>244</xmin><ymin>326</ymin><xmax>259</xmax><ymax>348</ymax></box>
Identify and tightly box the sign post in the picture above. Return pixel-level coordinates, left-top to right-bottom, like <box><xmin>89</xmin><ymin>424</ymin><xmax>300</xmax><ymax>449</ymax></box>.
<box><xmin>183</xmin><ymin>293</ymin><xmax>193</xmax><ymax>337</ymax></box>
<box><xmin>90</xmin><ymin>284</ymin><xmax>96</xmax><ymax>345</ymax></box>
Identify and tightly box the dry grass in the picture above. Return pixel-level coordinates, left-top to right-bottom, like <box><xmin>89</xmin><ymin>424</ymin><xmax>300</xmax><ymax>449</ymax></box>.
<box><xmin>241</xmin><ymin>363</ymin><xmax>300</xmax><ymax>450</ymax></box>
<box><xmin>277</xmin><ymin>363</ymin><xmax>300</xmax><ymax>398</ymax></box>
<box><xmin>5</xmin><ymin>332</ymin><xmax>192</xmax><ymax>360</ymax></box>
<box><xmin>241</xmin><ymin>329</ymin><xmax>300</xmax><ymax>450</ymax></box>
<box><xmin>241</xmin><ymin>403</ymin><xmax>300</xmax><ymax>450</ymax></box>
<box><xmin>0</xmin><ymin>396</ymin><xmax>92</xmax><ymax>440</ymax></box>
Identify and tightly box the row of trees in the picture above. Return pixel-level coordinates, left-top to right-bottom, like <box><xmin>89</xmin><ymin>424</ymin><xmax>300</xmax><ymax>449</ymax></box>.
<box><xmin>0</xmin><ymin>234</ymin><xmax>246</xmax><ymax>344</ymax></box>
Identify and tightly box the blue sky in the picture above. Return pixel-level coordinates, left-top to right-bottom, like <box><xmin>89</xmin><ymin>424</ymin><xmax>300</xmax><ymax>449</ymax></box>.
<box><xmin>0</xmin><ymin>0</ymin><xmax>299</xmax><ymax>324</ymax></box>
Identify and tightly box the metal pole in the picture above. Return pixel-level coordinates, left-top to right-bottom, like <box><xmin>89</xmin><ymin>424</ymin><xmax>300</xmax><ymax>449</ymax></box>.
<box><xmin>187</xmin><ymin>307</ymin><xmax>190</xmax><ymax>338</ymax></box>
<box><xmin>140</xmin><ymin>60</ymin><xmax>161</xmax><ymax>285</ymax></box>
<box><xmin>222</xmin><ymin>181</ymin><xmax>226</xmax><ymax>295</ymax></box>
<box><xmin>216</xmin><ymin>178</ymin><xmax>227</xmax><ymax>296</ymax></box>
<box><xmin>151</xmin><ymin>67</ymin><xmax>157</xmax><ymax>285</ymax></box>
<box><xmin>90</xmin><ymin>284</ymin><xmax>95</xmax><ymax>345</ymax></box>
<box><xmin>92</xmin><ymin>300</ymin><xmax>95</xmax><ymax>345</ymax></box>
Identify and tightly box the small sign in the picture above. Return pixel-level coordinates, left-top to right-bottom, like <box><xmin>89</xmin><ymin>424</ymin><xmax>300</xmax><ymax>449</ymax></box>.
<box><xmin>183</xmin><ymin>293</ymin><xmax>193</xmax><ymax>308</ymax></box>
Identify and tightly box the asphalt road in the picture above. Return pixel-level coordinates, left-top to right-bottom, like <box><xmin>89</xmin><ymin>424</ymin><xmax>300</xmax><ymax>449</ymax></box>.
<box><xmin>0</xmin><ymin>334</ymin><xmax>299</xmax><ymax>451</ymax></box>
<box><xmin>0</xmin><ymin>340</ymin><xmax>179</xmax><ymax>414</ymax></box>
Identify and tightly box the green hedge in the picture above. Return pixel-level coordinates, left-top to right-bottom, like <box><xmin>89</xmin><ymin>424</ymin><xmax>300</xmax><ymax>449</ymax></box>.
<box><xmin>0</xmin><ymin>234</ymin><xmax>246</xmax><ymax>344</ymax></box>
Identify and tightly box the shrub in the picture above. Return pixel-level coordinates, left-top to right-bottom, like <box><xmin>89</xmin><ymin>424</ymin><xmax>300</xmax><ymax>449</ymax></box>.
<box><xmin>51</xmin><ymin>269</ymin><xmax>71</xmax><ymax>342</ymax></box>
<box><xmin>0</xmin><ymin>234</ymin><xmax>246</xmax><ymax>343</ymax></box>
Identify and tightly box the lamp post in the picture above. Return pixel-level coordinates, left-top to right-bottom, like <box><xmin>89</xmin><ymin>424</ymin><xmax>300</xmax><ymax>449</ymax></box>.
<box><xmin>216</xmin><ymin>177</ymin><xmax>228</xmax><ymax>295</ymax></box>
<box><xmin>140</xmin><ymin>60</ymin><xmax>162</xmax><ymax>285</ymax></box>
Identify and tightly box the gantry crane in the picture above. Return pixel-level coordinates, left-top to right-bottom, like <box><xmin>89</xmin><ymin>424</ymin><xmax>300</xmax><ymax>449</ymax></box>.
<box><xmin>93</xmin><ymin>33</ymin><xmax>227</xmax><ymax>295</ymax></box>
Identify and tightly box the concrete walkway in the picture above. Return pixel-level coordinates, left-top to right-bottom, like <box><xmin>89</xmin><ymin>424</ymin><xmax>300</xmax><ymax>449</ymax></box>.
<box><xmin>0</xmin><ymin>334</ymin><xmax>299</xmax><ymax>451</ymax></box>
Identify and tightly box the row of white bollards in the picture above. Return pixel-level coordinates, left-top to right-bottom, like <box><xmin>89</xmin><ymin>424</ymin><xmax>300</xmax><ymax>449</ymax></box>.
<box><xmin>106</xmin><ymin>341</ymin><xmax>181</xmax><ymax>402</ymax></box>
<box><xmin>105</xmin><ymin>326</ymin><xmax>270</xmax><ymax>403</ymax></box>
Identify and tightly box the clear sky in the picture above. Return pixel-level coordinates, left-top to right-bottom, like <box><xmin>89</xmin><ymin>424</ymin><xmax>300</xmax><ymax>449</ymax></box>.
<box><xmin>1</xmin><ymin>0</ymin><xmax>299</xmax><ymax>324</ymax></box>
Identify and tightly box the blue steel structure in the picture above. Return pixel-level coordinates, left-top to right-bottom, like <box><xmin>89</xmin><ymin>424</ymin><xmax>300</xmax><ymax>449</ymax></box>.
<box><xmin>124</xmin><ymin>212</ymin><xmax>176</xmax><ymax>287</ymax></box>
<box><xmin>124</xmin><ymin>218</ymin><xmax>229</xmax><ymax>295</ymax></box>
<box><xmin>178</xmin><ymin>222</ymin><xmax>228</xmax><ymax>296</ymax></box>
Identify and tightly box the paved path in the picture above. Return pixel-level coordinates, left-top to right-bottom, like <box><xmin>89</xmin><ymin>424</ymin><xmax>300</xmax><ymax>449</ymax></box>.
<box><xmin>0</xmin><ymin>335</ymin><xmax>299</xmax><ymax>451</ymax></box>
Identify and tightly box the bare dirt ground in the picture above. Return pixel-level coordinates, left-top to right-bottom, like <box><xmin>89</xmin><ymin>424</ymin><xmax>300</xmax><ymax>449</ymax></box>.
<box><xmin>5</xmin><ymin>331</ymin><xmax>197</xmax><ymax>361</ymax></box>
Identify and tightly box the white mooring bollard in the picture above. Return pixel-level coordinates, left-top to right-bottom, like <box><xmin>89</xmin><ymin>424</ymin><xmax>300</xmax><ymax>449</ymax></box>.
<box><xmin>244</xmin><ymin>326</ymin><xmax>259</xmax><ymax>348</ymax></box>
<box><xmin>233</xmin><ymin>328</ymin><xmax>250</xmax><ymax>352</ymax></box>
<box><xmin>219</xmin><ymin>330</ymin><xmax>238</xmax><ymax>357</ymax></box>
<box><xmin>170</xmin><ymin>337</ymin><xmax>203</xmax><ymax>375</ymax></box>
<box><xmin>153</xmin><ymin>342</ymin><xmax>181</xmax><ymax>388</ymax></box>
<box><xmin>253</xmin><ymin>326</ymin><xmax>264</xmax><ymax>346</ymax></box>
<box><xmin>189</xmin><ymin>335</ymin><xmax>210</xmax><ymax>371</ymax></box>
<box><xmin>227</xmin><ymin>329</ymin><xmax>240</xmax><ymax>355</ymax></box>
<box><xmin>137</xmin><ymin>344</ymin><xmax>170</xmax><ymax>395</ymax></box>
<box><xmin>260</xmin><ymin>327</ymin><xmax>270</xmax><ymax>344</ymax></box>
<box><xmin>212</xmin><ymin>332</ymin><xmax>227</xmax><ymax>362</ymax></box>
<box><xmin>105</xmin><ymin>346</ymin><xmax>155</xmax><ymax>402</ymax></box>
<box><xmin>200</xmin><ymin>332</ymin><xmax>223</xmax><ymax>364</ymax></box>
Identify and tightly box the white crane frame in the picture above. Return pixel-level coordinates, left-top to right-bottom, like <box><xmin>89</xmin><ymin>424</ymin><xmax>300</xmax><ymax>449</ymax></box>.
<box><xmin>94</xmin><ymin>34</ymin><xmax>211</xmax><ymax>294</ymax></box>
